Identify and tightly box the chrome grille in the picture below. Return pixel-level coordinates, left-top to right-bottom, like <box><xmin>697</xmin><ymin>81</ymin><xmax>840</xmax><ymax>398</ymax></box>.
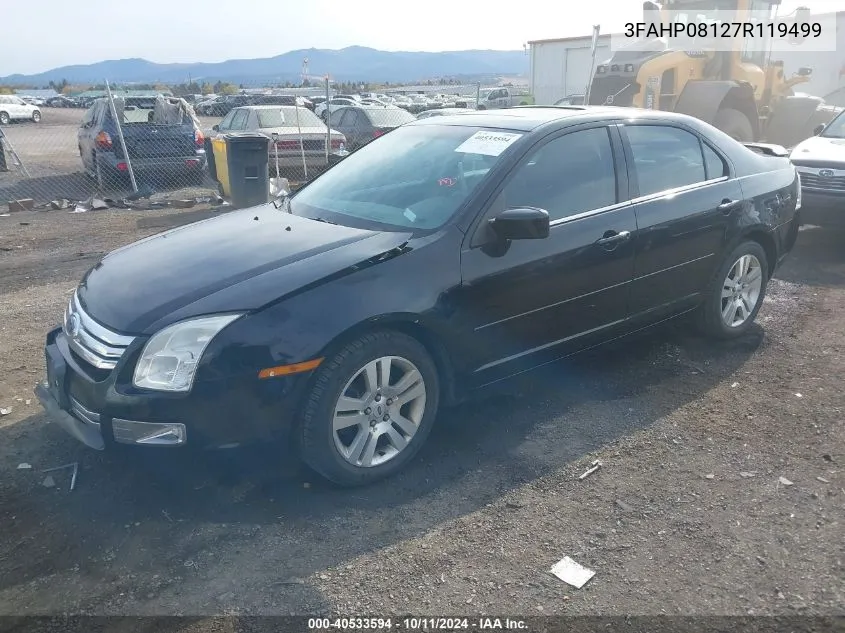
<box><xmin>799</xmin><ymin>173</ymin><xmax>845</xmax><ymax>192</ymax></box>
<box><xmin>63</xmin><ymin>292</ymin><xmax>135</xmax><ymax>370</ymax></box>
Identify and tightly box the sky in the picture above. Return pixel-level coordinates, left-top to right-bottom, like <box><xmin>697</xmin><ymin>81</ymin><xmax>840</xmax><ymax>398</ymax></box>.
<box><xmin>2</xmin><ymin>0</ymin><xmax>844</xmax><ymax>76</ymax></box>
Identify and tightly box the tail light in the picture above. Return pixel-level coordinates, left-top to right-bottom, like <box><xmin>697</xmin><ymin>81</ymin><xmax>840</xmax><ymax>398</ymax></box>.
<box><xmin>331</xmin><ymin>137</ymin><xmax>344</xmax><ymax>150</ymax></box>
<box><xmin>194</xmin><ymin>129</ymin><xmax>204</xmax><ymax>149</ymax></box>
<box><xmin>275</xmin><ymin>139</ymin><xmax>301</xmax><ymax>151</ymax></box>
<box><xmin>372</xmin><ymin>128</ymin><xmax>387</xmax><ymax>139</ymax></box>
<box><xmin>95</xmin><ymin>131</ymin><xmax>113</xmax><ymax>150</ymax></box>
<box><xmin>116</xmin><ymin>162</ymin><xmax>128</xmax><ymax>171</ymax></box>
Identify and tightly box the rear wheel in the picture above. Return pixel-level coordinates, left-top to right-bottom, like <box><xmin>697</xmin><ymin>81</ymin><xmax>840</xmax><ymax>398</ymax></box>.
<box><xmin>698</xmin><ymin>241</ymin><xmax>769</xmax><ymax>339</ymax></box>
<box><xmin>31</xmin><ymin>111</ymin><xmax>41</xmax><ymax>123</ymax></box>
<box><xmin>298</xmin><ymin>330</ymin><xmax>440</xmax><ymax>487</ymax></box>
<box><xmin>713</xmin><ymin>108</ymin><xmax>753</xmax><ymax>142</ymax></box>
<box><xmin>95</xmin><ymin>155</ymin><xmax>123</xmax><ymax>192</ymax></box>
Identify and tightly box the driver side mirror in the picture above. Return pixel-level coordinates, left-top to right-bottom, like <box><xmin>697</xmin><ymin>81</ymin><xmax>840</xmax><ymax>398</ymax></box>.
<box><xmin>814</xmin><ymin>123</ymin><xmax>826</xmax><ymax>135</ymax></box>
<box><xmin>488</xmin><ymin>207</ymin><xmax>550</xmax><ymax>240</ymax></box>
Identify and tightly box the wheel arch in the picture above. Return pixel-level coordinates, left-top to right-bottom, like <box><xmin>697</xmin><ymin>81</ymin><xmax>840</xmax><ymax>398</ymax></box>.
<box><xmin>674</xmin><ymin>80</ymin><xmax>759</xmax><ymax>139</ymax></box>
<box><xmin>736</xmin><ymin>227</ymin><xmax>778</xmax><ymax>278</ymax></box>
<box><xmin>312</xmin><ymin>314</ymin><xmax>460</xmax><ymax>407</ymax></box>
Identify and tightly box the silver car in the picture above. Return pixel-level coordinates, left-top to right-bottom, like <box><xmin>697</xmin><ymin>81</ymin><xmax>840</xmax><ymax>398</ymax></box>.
<box><xmin>212</xmin><ymin>105</ymin><xmax>345</xmax><ymax>173</ymax></box>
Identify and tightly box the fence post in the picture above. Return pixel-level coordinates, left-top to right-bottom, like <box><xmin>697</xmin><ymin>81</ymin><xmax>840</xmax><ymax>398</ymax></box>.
<box><xmin>325</xmin><ymin>76</ymin><xmax>330</xmax><ymax>164</ymax></box>
<box><xmin>105</xmin><ymin>80</ymin><xmax>138</xmax><ymax>193</ymax></box>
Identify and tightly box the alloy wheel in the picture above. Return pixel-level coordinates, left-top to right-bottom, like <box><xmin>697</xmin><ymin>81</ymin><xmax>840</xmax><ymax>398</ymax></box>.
<box><xmin>332</xmin><ymin>355</ymin><xmax>427</xmax><ymax>468</ymax></box>
<box><xmin>721</xmin><ymin>254</ymin><xmax>763</xmax><ymax>328</ymax></box>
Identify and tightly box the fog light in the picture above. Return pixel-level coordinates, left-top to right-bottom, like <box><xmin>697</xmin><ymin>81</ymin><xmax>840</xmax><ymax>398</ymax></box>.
<box><xmin>112</xmin><ymin>419</ymin><xmax>187</xmax><ymax>446</ymax></box>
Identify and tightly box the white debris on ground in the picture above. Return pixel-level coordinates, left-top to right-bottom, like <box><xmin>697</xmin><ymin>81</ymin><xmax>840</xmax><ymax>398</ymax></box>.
<box><xmin>550</xmin><ymin>556</ymin><xmax>596</xmax><ymax>589</ymax></box>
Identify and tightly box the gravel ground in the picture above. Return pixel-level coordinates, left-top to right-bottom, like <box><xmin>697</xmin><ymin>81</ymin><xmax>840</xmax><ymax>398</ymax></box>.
<box><xmin>0</xmin><ymin>209</ymin><xmax>843</xmax><ymax>623</ymax></box>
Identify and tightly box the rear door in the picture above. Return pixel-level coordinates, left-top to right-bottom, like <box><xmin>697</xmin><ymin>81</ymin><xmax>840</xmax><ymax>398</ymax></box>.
<box><xmin>620</xmin><ymin>122</ymin><xmax>740</xmax><ymax>318</ymax></box>
<box><xmin>458</xmin><ymin>124</ymin><xmax>638</xmax><ymax>386</ymax></box>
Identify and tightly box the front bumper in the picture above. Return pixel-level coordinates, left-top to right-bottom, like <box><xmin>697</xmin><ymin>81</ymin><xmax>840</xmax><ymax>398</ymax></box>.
<box><xmin>799</xmin><ymin>190</ymin><xmax>845</xmax><ymax>228</ymax></box>
<box><xmin>37</xmin><ymin>327</ymin><xmax>304</xmax><ymax>451</ymax></box>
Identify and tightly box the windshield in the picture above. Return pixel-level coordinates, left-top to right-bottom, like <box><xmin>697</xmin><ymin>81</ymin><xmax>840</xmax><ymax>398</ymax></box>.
<box><xmin>257</xmin><ymin>107</ymin><xmax>323</xmax><ymax>128</ymax></box>
<box><xmin>821</xmin><ymin>111</ymin><xmax>845</xmax><ymax>138</ymax></box>
<box><xmin>291</xmin><ymin>125</ymin><xmax>524</xmax><ymax>231</ymax></box>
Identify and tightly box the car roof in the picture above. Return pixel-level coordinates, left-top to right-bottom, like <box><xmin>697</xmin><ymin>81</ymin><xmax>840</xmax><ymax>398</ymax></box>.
<box><xmin>407</xmin><ymin>105</ymin><xmax>717</xmax><ymax>132</ymax></box>
<box><xmin>236</xmin><ymin>104</ymin><xmax>313</xmax><ymax>110</ymax></box>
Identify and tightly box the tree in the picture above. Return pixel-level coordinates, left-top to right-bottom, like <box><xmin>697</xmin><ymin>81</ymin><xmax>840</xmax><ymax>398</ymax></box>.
<box><xmin>0</xmin><ymin>86</ymin><xmax>13</xmax><ymax>95</ymax></box>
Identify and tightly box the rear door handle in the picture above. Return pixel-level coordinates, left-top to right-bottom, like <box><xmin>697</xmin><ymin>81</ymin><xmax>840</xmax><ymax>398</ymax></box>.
<box><xmin>596</xmin><ymin>230</ymin><xmax>631</xmax><ymax>248</ymax></box>
<box><xmin>718</xmin><ymin>198</ymin><xmax>741</xmax><ymax>213</ymax></box>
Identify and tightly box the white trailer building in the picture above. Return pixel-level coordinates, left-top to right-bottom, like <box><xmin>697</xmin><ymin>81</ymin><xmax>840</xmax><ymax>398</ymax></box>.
<box><xmin>528</xmin><ymin>34</ymin><xmax>613</xmax><ymax>105</ymax></box>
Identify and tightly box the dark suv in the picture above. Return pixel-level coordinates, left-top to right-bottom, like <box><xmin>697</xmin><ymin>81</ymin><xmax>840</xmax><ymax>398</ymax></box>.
<box><xmin>77</xmin><ymin>97</ymin><xmax>206</xmax><ymax>189</ymax></box>
<box><xmin>327</xmin><ymin>106</ymin><xmax>416</xmax><ymax>150</ymax></box>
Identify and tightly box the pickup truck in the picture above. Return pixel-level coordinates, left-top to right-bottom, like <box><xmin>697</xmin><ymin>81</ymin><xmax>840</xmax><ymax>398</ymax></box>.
<box><xmin>455</xmin><ymin>87</ymin><xmax>534</xmax><ymax>110</ymax></box>
<box><xmin>78</xmin><ymin>96</ymin><xmax>207</xmax><ymax>190</ymax></box>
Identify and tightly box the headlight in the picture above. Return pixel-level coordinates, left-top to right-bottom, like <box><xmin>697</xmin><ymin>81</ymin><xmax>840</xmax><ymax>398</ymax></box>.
<box><xmin>133</xmin><ymin>314</ymin><xmax>242</xmax><ymax>392</ymax></box>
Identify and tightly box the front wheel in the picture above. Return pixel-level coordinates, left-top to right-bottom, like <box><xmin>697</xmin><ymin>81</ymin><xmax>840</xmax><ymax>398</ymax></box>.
<box><xmin>713</xmin><ymin>108</ymin><xmax>753</xmax><ymax>142</ymax></box>
<box><xmin>0</xmin><ymin>112</ymin><xmax>9</xmax><ymax>125</ymax></box>
<box><xmin>298</xmin><ymin>330</ymin><xmax>441</xmax><ymax>487</ymax></box>
<box><xmin>698</xmin><ymin>241</ymin><xmax>769</xmax><ymax>339</ymax></box>
<box><xmin>32</xmin><ymin>111</ymin><xmax>41</xmax><ymax>123</ymax></box>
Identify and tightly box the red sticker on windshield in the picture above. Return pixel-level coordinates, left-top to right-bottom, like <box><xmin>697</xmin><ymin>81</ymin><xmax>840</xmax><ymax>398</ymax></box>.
<box><xmin>438</xmin><ymin>177</ymin><xmax>457</xmax><ymax>187</ymax></box>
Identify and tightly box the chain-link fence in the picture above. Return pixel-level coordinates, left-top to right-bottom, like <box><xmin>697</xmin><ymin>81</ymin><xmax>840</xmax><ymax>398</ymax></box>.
<box><xmin>0</xmin><ymin>80</ymin><xmax>508</xmax><ymax>211</ymax></box>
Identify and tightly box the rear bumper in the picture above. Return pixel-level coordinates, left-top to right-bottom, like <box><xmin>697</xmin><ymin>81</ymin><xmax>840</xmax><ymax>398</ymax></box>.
<box><xmin>800</xmin><ymin>191</ymin><xmax>845</xmax><ymax>228</ymax></box>
<box><xmin>268</xmin><ymin>152</ymin><xmax>330</xmax><ymax>170</ymax></box>
<box><xmin>101</xmin><ymin>151</ymin><xmax>207</xmax><ymax>175</ymax></box>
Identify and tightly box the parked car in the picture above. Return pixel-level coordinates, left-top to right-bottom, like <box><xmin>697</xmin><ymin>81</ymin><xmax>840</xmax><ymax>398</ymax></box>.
<box><xmin>0</xmin><ymin>95</ymin><xmax>42</xmax><ymax>124</ymax></box>
<box><xmin>789</xmin><ymin>108</ymin><xmax>845</xmax><ymax>227</ymax></box>
<box><xmin>315</xmin><ymin>97</ymin><xmax>357</xmax><ymax>121</ymax></box>
<box><xmin>555</xmin><ymin>94</ymin><xmax>585</xmax><ymax>106</ymax></box>
<box><xmin>196</xmin><ymin>95</ymin><xmax>253</xmax><ymax>117</ymax></box>
<box><xmin>77</xmin><ymin>96</ymin><xmax>206</xmax><ymax>189</ymax></box>
<box><xmin>20</xmin><ymin>95</ymin><xmax>46</xmax><ymax>106</ymax></box>
<box><xmin>327</xmin><ymin>105</ymin><xmax>416</xmax><ymax>150</ymax></box>
<box><xmin>416</xmin><ymin>107</ymin><xmax>474</xmax><ymax>119</ymax></box>
<box><xmin>36</xmin><ymin>107</ymin><xmax>800</xmax><ymax>487</ymax></box>
<box><xmin>44</xmin><ymin>95</ymin><xmax>78</xmax><ymax>108</ymax></box>
<box><xmin>212</xmin><ymin>105</ymin><xmax>345</xmax><ymax>174</ymax></box>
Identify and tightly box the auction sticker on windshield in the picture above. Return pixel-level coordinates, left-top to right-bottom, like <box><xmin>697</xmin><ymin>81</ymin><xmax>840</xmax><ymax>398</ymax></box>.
<box><xmin>455</xmin><ymin>131</ymin><xmax>522</xmax><ymax>157</ymax></box>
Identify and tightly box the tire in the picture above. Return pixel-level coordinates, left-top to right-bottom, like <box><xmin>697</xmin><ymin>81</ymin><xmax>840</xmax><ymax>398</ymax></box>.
<box><xmin>0</xmin><ymin>112</ymin><xmax>9</xmax><ymax>125</ymax></box>
<box><xmin>698</xmin><ymin>240</ymin><xmax>769</xmax><ymax>339</ymax></box>
<box><xmin>476</xmin><ymin>104</ymin><xmax>487</xmax><ymax>111</ymax></box>
<box><xmin>713</xmin><ymin>108</ymin><xmax>754</xmax><ymax>142</ymax></box>
<box><xmin>31</xmin><ymin>111</ymin><xmax>41</xmax><ymax>123</ymax></box>
<box><xmin>298</xmin><ymin>330</ymin><xmax>441</xmax><ymax>487</ymax></box>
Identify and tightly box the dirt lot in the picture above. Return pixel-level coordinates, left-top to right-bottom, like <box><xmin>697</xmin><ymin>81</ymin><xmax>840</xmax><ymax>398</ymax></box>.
<box><xmin>0</xmin><ymin>109</ymin><xmax>223</xmax><ymax>204</ymax></box>
<box><xmin>0</xmin><ymin>208</ymin><xmax>843</xmax><ymax>622</ymax></box>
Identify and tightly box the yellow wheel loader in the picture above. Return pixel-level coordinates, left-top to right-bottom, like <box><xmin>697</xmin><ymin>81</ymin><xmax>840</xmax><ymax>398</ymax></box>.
<box><xmin>587</xmin><ymin>0</ymin><xmax>841</xmax><ymax>147</ymax></box>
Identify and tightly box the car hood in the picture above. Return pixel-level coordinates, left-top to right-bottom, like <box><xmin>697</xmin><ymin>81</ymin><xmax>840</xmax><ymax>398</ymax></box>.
<box><xmin>790</xmin><ymin>135</ymin><xmax>845</xmax><ymax>163</ymax></box>
<box><xmin>77</xmin><ymin>206</ymin><xmax>412</xmax><ymax>334</ymax></box>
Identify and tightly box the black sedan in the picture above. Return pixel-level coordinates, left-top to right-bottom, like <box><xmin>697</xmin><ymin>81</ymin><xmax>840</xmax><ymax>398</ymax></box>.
<box><xmin>36</xmin><ymin>106</ymin><xmax>801</xmax><ymax>487</ymax></box>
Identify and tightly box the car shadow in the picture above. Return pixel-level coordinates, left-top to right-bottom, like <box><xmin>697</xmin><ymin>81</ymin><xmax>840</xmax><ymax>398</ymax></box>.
<box><xmin>0</xmin><ymin>318</ymin><xmax>761</xmax><ymax>600</ymax></box>
<box><xmin>775</xmin><ymin>225</ymin><xmax>845</xmax><ymax>288</ymax></box>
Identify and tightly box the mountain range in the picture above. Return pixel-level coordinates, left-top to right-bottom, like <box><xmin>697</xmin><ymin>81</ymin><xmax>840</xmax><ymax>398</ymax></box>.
<box><xmin>0</xmin><ymin>46</ymin><xmax>529</xmax><ymax>86</ymax></box>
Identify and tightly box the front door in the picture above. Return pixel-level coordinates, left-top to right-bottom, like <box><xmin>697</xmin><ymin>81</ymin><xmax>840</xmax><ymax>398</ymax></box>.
<box><xmin>458</xmin><ymin>124</ymin><xmax>638</xmax><ymax>387</ymax></box>
<box><xmin>620</xmin><ymin>122</ymin><xmax>740</xmax><ymax>318</ymax></box>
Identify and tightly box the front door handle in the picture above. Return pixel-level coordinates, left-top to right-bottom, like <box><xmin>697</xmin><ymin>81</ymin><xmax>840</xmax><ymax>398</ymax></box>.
<box><xmin>718</xmin><ymin>198</ymin><xmax>741</xmax><ymax>213</ymax></box>
<box><xmin>596</xmin><ymin>230</ymin><xmax>631</xmax><ymax>249</ymax></box>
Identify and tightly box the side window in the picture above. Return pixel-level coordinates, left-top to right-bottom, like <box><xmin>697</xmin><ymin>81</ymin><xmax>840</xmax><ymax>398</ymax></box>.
<box><xmin>501</xmin><ymin>127</ymin><xmax>617</xmax><ymax>222</ymax></box>
<box><xmin>341</xmin><ymin>110</ymin><xmax>358</xmax><ymax>127</ymax></box>
<box><xmin>229</xmin><ymin>109</ymin><xmax>248</xmax><ymax>130</ymax></box>
<box><xmin>218</xmin><ymin>110</ymin><xmax>236</xmax><ymax>130</ymax></box>
<box><xmin>703</xmin><ymin>143</ymin><xmax>728</xmax><ymax>180</ymax></box>
<box><xmin>328</xmin><ymin>109</ymin><xmax>345</xmax><ymax>127</ymax></box>
<box><xmin>625</xmin><ymin>125</ymin><xmax>706</xmax><ymax>196</ymax></box>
